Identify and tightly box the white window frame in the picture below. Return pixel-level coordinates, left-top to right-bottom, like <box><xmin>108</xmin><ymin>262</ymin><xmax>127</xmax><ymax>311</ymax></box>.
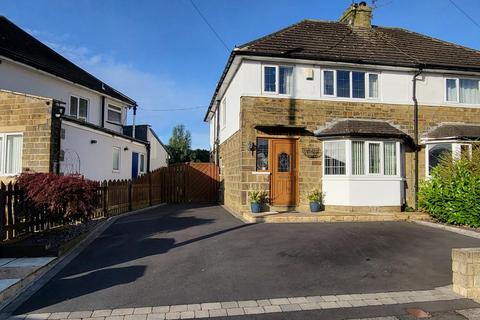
<box><xmin>221</xmin><ymin>98</ymin><xmax>227</xmax><ymax>130</ymax></box>
<box><xmin>0</xmin><ymin>132</ymin><xmax>23</xmax><ymax>176</ymax></box>
<box><xmin>321</xmin><ymin>69</ymin><xmax>380</xmax><ymax>100</ymax></box>
<box><xmin>139</xmin><ymin>153</ymin><xmax>146</xmax><ymax>174</ymax></box>
<box><xmin>425</xmin><ymin>142</ymin><xmax>473</xmax><ymax>177</ymax></box>
<box><xmin>324</xmin><ymin>139</ymin><xmax>401</xmax><ymax>178</ymax></box>
<box><xmin>112</xmin><ymin>146</ymin><xmax>121</xmax><ymax>172</ymax></box>
<box><xmin>262</xmin><ymin>64</ymin><xmax>293</xmax><ymax>96</ymax></box>
<box><xmin>69</xmin><ymin>95</ymin><xmax>89</xmax><ymax>121</ymax></box>
<box><xmin>444</xmin><ymin>77</ymin><xmax>480</xmax><ymax>105</ymax></box>
<box><xmin>107</xmin><ymin>104</ymin><xmax>122</xmax><ymax>124</ymax></box>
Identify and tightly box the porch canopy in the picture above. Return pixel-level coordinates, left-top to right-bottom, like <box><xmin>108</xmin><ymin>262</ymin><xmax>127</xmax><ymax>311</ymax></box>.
<box><xmin>314</xmin><ymin>119</ymin><xmax>412</xmax><ymax>142</ymax></box>
<box><xmin>422</xmin><ymin>124</ymin><xmax>480</xmax><ymax>142</ymax></box>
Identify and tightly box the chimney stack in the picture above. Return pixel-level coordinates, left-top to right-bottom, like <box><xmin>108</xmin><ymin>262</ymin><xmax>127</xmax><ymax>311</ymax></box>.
<box><xmin>339</xmin><ymin>1</ymin><xmax>372</xmax><ymax>28</ymax></box>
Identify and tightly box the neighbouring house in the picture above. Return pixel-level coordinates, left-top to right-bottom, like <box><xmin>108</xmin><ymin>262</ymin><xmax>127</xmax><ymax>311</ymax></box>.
<box><xmin>205</xmin><ymin>2</ymin><xmax>480</xmax><ymax>215</ymax></box>
<box><xmin>0</xmin><ymin>16</ymin><xmax>169</xmax><ymax>182</ymax></box>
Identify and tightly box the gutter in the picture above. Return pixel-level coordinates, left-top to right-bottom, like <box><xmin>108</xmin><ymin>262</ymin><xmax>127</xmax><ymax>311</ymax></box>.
<box><xmin>412</xmin><ymin>67</ymin><xmax>423</xmax><ymax>210</ymax></box>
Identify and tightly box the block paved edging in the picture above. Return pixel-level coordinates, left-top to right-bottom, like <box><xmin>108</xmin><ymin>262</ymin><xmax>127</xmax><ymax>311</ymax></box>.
<box><xmin>414</xmin><ymin>221</ymin><xmax>480</xmax><ymax>240</ymax></box>
<box><xmin>10</xmin><ymin>286</ymin><xmax>464</xmax><ymax>320</ymax></box>
<box><xmin>0</xmin><ymin>204</ymin><xmax>166</xmax><ymax>319</ymax></box>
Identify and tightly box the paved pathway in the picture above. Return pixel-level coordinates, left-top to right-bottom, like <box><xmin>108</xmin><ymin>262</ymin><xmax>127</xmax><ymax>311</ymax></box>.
<box><xmin>12</xmin><ymin>286</ymin><xmax>466</xmax><ymax>319</ymax></box>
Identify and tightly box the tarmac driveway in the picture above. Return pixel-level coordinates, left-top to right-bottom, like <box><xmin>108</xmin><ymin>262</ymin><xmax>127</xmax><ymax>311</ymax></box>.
<box><xmin>14</xmin><ymin>204</ymin><xmax>480</xmax><ymax>314</ymax></box>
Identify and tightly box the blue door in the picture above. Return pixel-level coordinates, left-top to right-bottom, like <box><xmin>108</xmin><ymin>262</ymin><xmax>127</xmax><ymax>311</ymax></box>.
<box><xmin>132</xmin><ymin>152</ymin><xmax>139</xmax><ymax>178</ymax></box>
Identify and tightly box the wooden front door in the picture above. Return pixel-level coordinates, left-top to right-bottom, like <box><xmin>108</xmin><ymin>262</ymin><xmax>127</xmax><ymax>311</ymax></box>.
<box><xmin>271</xmin><ymin>139</ymin><xmax>297</xmax><ymax>206</ymax></box>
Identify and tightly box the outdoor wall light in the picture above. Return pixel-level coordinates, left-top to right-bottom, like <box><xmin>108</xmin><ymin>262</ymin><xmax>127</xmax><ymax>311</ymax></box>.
<box><xmin>248</xmin><ymin>142</ymin><xmax>256</xmax><ymax>152</ymax></box>
<box><xmin>90</xmin><ymin>140</ymin><xmax>97</xmax><ymax>144</ymax></box>
<box><xmin>124</xmin><ymin>147</ymin><xmax>129</xmax><ymax>151</ymax></box>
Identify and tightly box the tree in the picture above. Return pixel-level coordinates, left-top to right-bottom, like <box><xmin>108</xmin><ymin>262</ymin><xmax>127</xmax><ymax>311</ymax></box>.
<box><xmin>189</xmin><ymin>149</ymin><xmax>211</xmax><ymax>162</ymax></box>
<box><xmin>167</xmin><ymin>125</ymin><xmax>191</xmax><ymax>164</ymax></box>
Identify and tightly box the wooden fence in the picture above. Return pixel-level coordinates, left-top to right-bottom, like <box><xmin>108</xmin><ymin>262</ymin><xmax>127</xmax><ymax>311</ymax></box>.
<box><xmin>1</xmin><ymin>162</ymin><xmax>219</xmax><ymax>241</ymax></box>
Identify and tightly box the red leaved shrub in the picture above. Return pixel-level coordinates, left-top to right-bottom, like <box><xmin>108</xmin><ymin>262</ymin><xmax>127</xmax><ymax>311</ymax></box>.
<box><xmin>17</xmin><ymin>172</ymin><xmax>99</xmax><ymax>221</ymax></box>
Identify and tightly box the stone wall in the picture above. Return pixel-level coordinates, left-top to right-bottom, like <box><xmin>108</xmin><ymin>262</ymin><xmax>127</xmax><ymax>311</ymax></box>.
<box><xmin>217</xmin><ymin>96</ymin><xmax>480</xmax><ymax>214</ymax></box>
<box><xmin>452</xmin><ymin>248</ymin><xmax>480</xmax><ymax>302</ymax></box>
<box><xmin>0</xmin><ymin>90</ymin><xmax>53</xmax><ymax>182</ymax></box>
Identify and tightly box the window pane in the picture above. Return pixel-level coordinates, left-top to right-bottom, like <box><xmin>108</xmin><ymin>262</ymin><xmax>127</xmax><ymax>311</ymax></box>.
<box><xmin>369</xmin><ymin>74</ymin><xmax>379</xmax><ymax>98</ymax></box>
<box><xmin>428</xmin><ymin>143</ymin><xmax>451</xmax><ymax>175</ymax></box>
<box><xmin>323</xmin><ymin>70</ymin><xmax>334</xmax><ymax>95</ymax></box>
<box><xmin>278</xmin><ymin>152</ymin><xmax>290</xmax><ymax>172</ymax></box>
<box><xmin>6</xmin><ymin>135</ymin><xmax>22</xmax><ymax>174</ymax></box>
<box><xmin>113</xmin><ymin>148</ymin><xmax>120</xmax><ymax>171</ymax></box>
<box><xmin>140</xmin><ymin>154</ymin><xmax>145</xmax><ymax>172</ymax></box>
<box><xmin>336</xmin><ymin>70</ymin><xmax>350</xmax><ymax>97</ymax></box>
<box><xmin>256</xmin><ymin>138</ymin><xmax>269</xmax><ymax>170</ymax></box>
<box><xmin>264</xmin><ymin>66</ymin><xmax>276</xmax><ymax>92</ymax></box>
<box><xmin>70</xmin><ymin>96</ymin><xmax>78</xmax><ymax>117</ymax></box>
<box><xmin>446</xmin><ymin>79</ymin><xmax>457</xmax><ymax>102</ymax></box>
<box><xmin>108</xmin><ymin>109</ymin><xmax>122</xmax><ymax>123</ymax></box>
<box><xmin>459</xmin><ymin>79</ymin><xmax>480</xmax><ymax>104</ymax></box>
<box><xmin>79</xmin><ymin>98</ymin><xmax>88</xmax><ymax>120</ymax></box>
<box><xmin>368</xmin><ymin>143</ymin><xmax>381</xmax><ymax>174</ymax></box>
<box><xmin>352</xmin><ymin>141</ymin><xmax>365</xmax><ymax>175</ymax></box>
<box><xmin>324</xmin><ymin>141</ymin><xmax>346</xmax><ymax>175</ymax></box>
<box><xmin>384</xmin><ymin>142</ymin><xmax>397</xmax><ymax>175</ymax></box>
<box><xmin>279</xmin><ymin>66</ymin><xmax>292</xmax><ymax>94</ymax></box>
<box><xmin>352</xmin><ymin>72</ymin><xmax>365</xmax><ymax>98</ymax></box>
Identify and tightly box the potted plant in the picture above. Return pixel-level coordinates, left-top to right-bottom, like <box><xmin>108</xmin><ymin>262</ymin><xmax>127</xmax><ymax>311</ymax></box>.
<box><xmin>308</xmin><ymin>189</ymin><xmax>323</xmax><ymax>213</ymax></box>
<box><xmin>249</xmin><ymin>190</ymin><xmax>265</xmax><ymax>214</ymax></box>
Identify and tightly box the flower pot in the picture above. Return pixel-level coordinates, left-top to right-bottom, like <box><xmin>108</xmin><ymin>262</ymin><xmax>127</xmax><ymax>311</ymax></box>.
<box><xmin>251</xmin><ymin>202</ymin><xmax>262</xmax><ymax>213</ymax></box>
<box><xmin>310</xmin><ymin>202</ymin><xmax>321</xmax><ymax>213</ymax></box>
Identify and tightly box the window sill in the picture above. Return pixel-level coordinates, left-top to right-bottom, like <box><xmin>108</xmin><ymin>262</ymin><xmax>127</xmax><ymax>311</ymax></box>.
<box><xmin>252</xmin><ymin>171</ymin><xmax>270</xmax><ymax>175</ymax></box>
<box><xmin>323</xmin><ymin>175</ymin><xmax>404</xmax><ymax>181</ymax></box>
<box><xmin>106</xmin><ymin>120</ymin><xmax>122</xmax><ymax>126</ymax></box>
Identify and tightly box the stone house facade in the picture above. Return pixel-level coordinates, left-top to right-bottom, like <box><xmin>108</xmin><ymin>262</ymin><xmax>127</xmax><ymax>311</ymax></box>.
<box><xmin>206</xmin><ymin>2</ymin><xmax>480</xmax><ymax>215</ymax></box>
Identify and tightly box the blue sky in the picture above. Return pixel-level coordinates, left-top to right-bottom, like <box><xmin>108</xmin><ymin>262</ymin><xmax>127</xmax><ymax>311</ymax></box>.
<box><xmin>1</xmin><ymin>0</ymin><xmax>479</xmax><ymax>149</ymax></box>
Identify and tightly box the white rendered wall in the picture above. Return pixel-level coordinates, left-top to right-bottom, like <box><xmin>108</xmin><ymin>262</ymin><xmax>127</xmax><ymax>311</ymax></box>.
<box><xmin>322</xmin><ymin>178</ymin><xmax>403</xmax><ymax>206</ymax></box>
<box><xmin>0</xmin><ymin>58</ymin><xmax>129</xmax><ymax>133</ymax></box>
<box><xmin>148</xmin><ymin>128</ymin><xmax>169</xmax><ymax>170</ymax></box>
<box><xmin>60</xmin><ymin>120</ymin><xmax>147</xmax><ymax>181</ymax></box>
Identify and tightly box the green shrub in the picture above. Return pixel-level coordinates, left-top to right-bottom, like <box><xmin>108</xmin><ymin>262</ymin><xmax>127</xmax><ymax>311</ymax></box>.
<box><xmin>418</xmin><ymin>146</ymin><xmax>480</xmax><ymax>227</ymax></box>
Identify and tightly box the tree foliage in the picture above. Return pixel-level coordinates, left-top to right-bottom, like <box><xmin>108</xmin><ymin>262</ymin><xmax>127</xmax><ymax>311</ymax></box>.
<box><xmin>167</xmin><ymin>125</ymin><xmax>192</xmax><ymax>164</ymax></box>
<box><xmin>17</xmin><ymin>172</ymin><xmax>99</xmax><ymax>221</ymax></box>
<box><xmin>418</xmin><ymin>146</ymin><xmax>480</xmax><ymax>227</ymax></box>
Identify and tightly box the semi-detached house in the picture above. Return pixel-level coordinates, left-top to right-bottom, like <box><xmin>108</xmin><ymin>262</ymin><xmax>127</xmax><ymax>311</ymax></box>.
<box><xmin>205</xmin><ymin>2</ymin><xmax>480</xmax><ymax>215</ymax></box>
<box><xmin>0</xmin><ymin>16</ymin><xmax>169</xmax><ymax>182</ymax></box>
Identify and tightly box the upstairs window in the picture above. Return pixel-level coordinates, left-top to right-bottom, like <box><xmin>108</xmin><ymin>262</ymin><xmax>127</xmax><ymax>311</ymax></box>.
<box><xmin>107</xmin><ymin>105</ymin><xmax>122</xmax><ymax>124</ymax></box>
<box><xmin>323</xmin><ymin>70</ymin><xmax>379</xmax><ymax>99</ymax></box>
<box><xmin>446</xmin><ymin>78</ymin><xmax>480</xmax><ymax>104</ymax></box>
<box><xmin>70</xmin><ymin>96</ymin><xmax>88</xmax><ymax>121</ymax></box>
<box><xmin>263</xmin><ymin>65</ymin><xmax>293</xmax><ymax>95</ymax></box>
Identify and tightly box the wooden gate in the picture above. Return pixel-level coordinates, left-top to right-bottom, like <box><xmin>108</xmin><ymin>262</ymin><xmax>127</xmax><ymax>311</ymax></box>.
<box><xmin>157</xmin><ymin>163</ymin><xmax>220</xmax><ymax>203</ymax></box>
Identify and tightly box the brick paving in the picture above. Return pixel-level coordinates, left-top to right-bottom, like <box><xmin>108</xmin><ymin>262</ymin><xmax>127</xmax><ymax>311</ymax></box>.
<box><xmin>11</xmin><ymin>286</ymin><xmax>464</xmax><ymax>320</ymax></box>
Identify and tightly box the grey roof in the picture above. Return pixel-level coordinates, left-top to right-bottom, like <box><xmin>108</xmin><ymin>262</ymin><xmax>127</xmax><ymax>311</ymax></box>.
<box><xmin>423</xmin><ymin>124</ymin><xmax>480</xmax><ymax>140</ymax></box>
<box><xmin>315</xmin><ymin>119</ymin><xmax>410</xmax><ymax>140</ymax></box>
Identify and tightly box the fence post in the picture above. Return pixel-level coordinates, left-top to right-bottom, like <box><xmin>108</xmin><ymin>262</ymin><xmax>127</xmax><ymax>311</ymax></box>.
<box><xmin>148</xmin><ymin>173</ymin><xmax>152</xmax><ymax>206</ymax></box>
<box><xmin>0</xmin><ymin>182</ymin><xmax>5</xmax><ymax>241</ymax></box>
<box><xmin>102</xmin><ymin>181</ymin><xmax>108</xmax><ymax>217</ymax></box>
<box><xmin>128</xmin><ymin>182</ymin><xmax>132</xmax><ymax>211</ymax></box>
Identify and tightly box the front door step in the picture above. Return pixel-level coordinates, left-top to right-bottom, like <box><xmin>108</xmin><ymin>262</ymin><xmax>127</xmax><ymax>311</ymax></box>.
<box><xmin>269</xmin><ymin>205</ymin><xmax>296</xmax><ymax>212</ymax></box>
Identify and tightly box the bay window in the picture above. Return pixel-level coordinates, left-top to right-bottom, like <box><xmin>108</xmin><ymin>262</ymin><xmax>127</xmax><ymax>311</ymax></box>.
<box><xmin>445</xmin><ymin>78</ymin><xmax>480</xmax><ymax>104</ymax></box>
<box><xmin>324</xmin><ymin>139</ymin><xmax>400</xmax><ymax>177</ymax></box>
<box><xmin>263</xmin><ymin>65</ymin><xmax>293</xmax><ymax>95</ymax></box>
<box><xmin>0</xmin><ymin>133</ymin><xmax>23</xmax><ymax>175</ymax></box>
<box><xmin>323</xmin><ymin>70</ymin><xmax>379</xmax><ymax>99</ymax></box>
